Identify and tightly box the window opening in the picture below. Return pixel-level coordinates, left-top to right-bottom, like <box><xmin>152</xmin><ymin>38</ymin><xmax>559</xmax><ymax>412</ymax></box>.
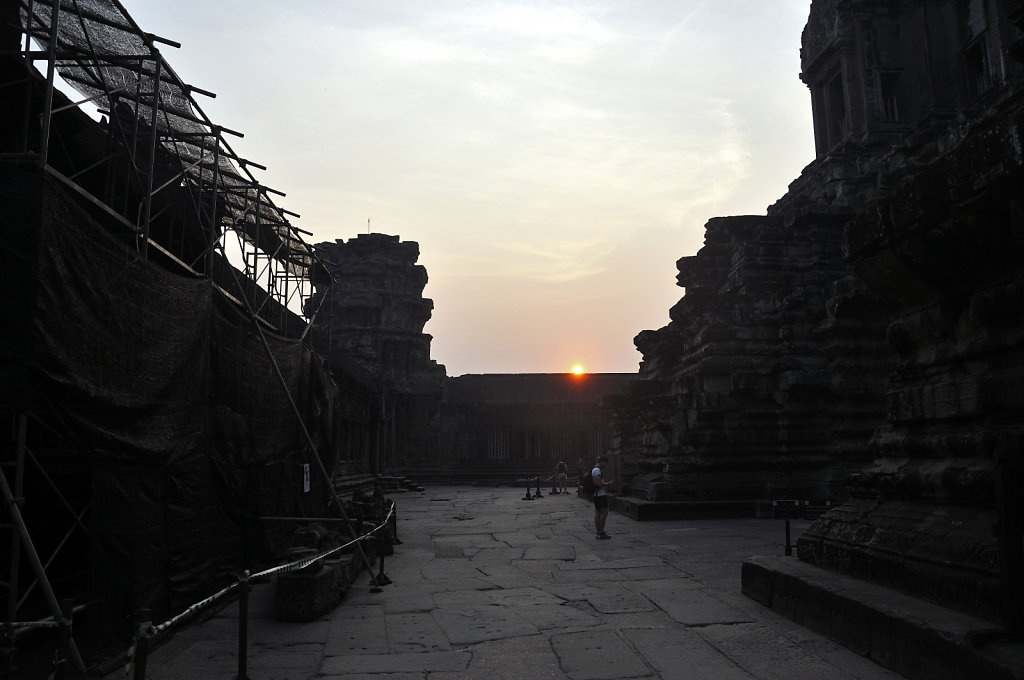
<box><xmin>964</xmin><ymin>36</ymin><xmax>991</xmax><ymax>98</ymax></box>
<box><xmin>879</xmin><ymin>72</ymin><xmax>901</xmax><ymax>122</ymax></box>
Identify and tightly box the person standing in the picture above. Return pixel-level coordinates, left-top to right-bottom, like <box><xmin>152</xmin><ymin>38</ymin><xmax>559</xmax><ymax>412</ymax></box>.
<box><xmin>592</xmin><ymin>456</ymin><xmax>614</xmax><ymax>539</ymax></box>
<box><xmin>556</xmin><ymin>460</ymin><xmax>568</xmax><ymax>494</ymax></box>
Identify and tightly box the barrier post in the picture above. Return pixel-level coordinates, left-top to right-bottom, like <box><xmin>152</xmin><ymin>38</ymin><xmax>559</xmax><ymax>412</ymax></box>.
<box><xmin>376</xmin><ymin>530</ymin><xmax>392</xmax><ymax>586</ymax></box>
<box><xmin>522</xmin><ymin>480</ymin><xmax>533</xmax><ymax>500</ymax></box>
<box><xmin>772</xmin><ymin>499</ymin><xmax>799</xmax><ymax>556</ymax></box>
<box><xmin>53</xmin><ymin>598</ymin><xmax>73</xmax><ymax>680</ymax></box>
<box><xmin>133</xmin><ymin>612</ymin><xmax>153</xmax><ymax>680</ymax></box>
<box><xmin>1</xmin><ymin>624</ymin><xmax>13</xmax><ymax>680</ymax></box>
<box><xmin>534</xmin><ymin>476</ymin><xmax>543</xmax><ymax>498</ymax></box>
<box><xmin>237</xmin><ymin>570</ymin><xmax>250</xmax><ymax>680</ymax></box>
<box><xmin>390</xmin><ymin>502</ymin><xmax>402</xmax><ymax>545</ymax></box>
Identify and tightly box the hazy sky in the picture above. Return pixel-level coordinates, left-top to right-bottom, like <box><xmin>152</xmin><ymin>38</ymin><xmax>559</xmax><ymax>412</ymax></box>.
<box><xmin>126</xmin><ymin>0</ymin><xmax>815</xmax><ymax>376</ymax></box>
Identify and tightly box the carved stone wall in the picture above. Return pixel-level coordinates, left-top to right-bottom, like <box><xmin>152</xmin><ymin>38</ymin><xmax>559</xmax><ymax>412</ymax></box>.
<box><xmin>309</xmin><ymin>233</ymin><xmax>447</xmax><ymax>469</ymax></box>
<box><xmin>618</xmin><ymin>211</ymin><xmax>893</xmax><ymax>506</ymax></box>
<box><xmin>795</xmin><ymin>0</ymin><xmax>1024</xmax><ymax>625</ymax></box>
<box><xmin>618</xmin><ymin>8</ymin><xmax>1024</xmax><ymax>628</ymax></box>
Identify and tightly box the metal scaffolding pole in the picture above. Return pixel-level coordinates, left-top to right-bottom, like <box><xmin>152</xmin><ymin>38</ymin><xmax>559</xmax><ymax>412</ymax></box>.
<box><xmin>138</xmin><ymin>50</ymin><xmax>161</xmax><ymax>259</ymax></box>
<box><xmin>0</xmin><ymin>427</ymin><xmax>86</xmax><ymax>674</ymax></box>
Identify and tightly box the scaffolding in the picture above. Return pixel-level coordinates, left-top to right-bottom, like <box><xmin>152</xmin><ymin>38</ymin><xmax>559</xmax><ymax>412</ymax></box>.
<box><xmin>6</xmin><ymin>0</ymin><xmax>326</xmax><ymax>328</ymax></box>
<box><xmin>1</xmin><ymin>0</ymin><xmax>343</xmax><ymax>675</ymax></box>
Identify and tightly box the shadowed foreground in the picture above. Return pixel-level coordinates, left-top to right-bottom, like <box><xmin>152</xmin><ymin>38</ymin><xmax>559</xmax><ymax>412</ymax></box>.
<box><xmin>137</xmin><ymin>487</ymin><xmax>902</xmax><ymax>680</ymax></box>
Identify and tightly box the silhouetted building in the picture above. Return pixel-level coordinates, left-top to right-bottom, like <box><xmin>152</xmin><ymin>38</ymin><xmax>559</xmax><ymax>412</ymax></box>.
<box><xmin>435</xmin><ymin>373</ymin><xmax>634</xmax><ymax>484</ymax></box>
<box><xmin>788</xmin><ymin>0</ymin><xmax>1024</xmax><ymax>632</ymax></box>
<box><xmin>310</xmin><ymin>234</ymin><xmax>447</xmax><ymax>473</ymax></box>
<box><xmin>619</xmin><ymin>0</ymin><xmax>1024</xmax><ymax>655</ymax></box>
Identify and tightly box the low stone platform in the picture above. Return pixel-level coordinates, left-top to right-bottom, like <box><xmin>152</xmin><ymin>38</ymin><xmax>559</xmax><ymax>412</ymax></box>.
<box><xmin>742</xmin><ymin>555</ymin><xmax>1024</xmax><ymax>680</ymax></box>
<box><xmin>612</xmin><ymin>495</ymin><xmax>774</xmax><ymax>520</ymax></box>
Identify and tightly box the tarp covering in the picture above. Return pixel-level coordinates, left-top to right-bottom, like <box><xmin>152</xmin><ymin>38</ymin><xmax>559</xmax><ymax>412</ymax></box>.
<box><xmin>17</xmin><ymin>0</ymin><xmax>314</xmax><ymax>275</ymax></box>
<box><xmin>0</xmin><ymin>167</ymin><xmax>342</xmax><ymax>655</ymax></box>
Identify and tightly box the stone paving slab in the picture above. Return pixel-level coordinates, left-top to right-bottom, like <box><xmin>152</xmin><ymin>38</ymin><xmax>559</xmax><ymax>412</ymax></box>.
<box><xmin>557</xmin><ymin>556</ymin><xmax>663</xmax><ymax>571</ymax></box>
<box><xmin>551</xmin><ymin>629</ymin><xmax>654</xmax><ymax>680</ymax></box>
<box><xmin>431</xmin><ymin>606</ymin><xmax>539</xmax><ymax>646</ymax></box>
<box><xmin>623</xmin><ymin>627</ymin><xmax>753</xmax><ymax>679</ymax></box>
<box><xmin>552</xmin><ymin>567</ymin><xmax>632</xmax><ymax>583</ymax></box>
<box><xmin>386</xmin><ymin>611</ymin><xmax>451</xmax><ymax>652</ymax></box>
<box><xmin>694</xmin><ymin>621</ymin><xmax>885</xmax><ymax>680</ymax></box>
<box><xmin>586</xmin><ymin>589</ymin><xmax>656</xmax><ymax>614</ymax></box>
<box><xmin>647</xmin><ymin>587</ymin><xmax>754</xmax><ymax>626</ymax></box>
<box><xmin>430</xmin><ymin>635</ymin><xmax>564</xmax><ymax>680</ymax></box>
<box><xmin>522</xmin><ymin>543</ymin><xmax>576</xmax><ymax>560</ymax></box>
<box><xmin>487</xmin><ymin>585</ymin><xmax>563</xmax><ymax>606</ymax></box>
<box><xmin>319</xmin><ymin>650</ymin><xmax>471</xmax><ymax>675</ymax></box>
<box><xmin>324</xmin><ymin>604</ymin><xmax>387</xmax><ymax>655</ymax></box>
<box><xmin>473</xmin><ymin>563</ymin><xmax>547</xmax><ymax>589</ymax></box>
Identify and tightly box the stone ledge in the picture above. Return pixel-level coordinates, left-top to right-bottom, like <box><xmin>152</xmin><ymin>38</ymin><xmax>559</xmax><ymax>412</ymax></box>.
<box><xmin>741</xmin><ymin>555</ymin><xmax>1024</xmax><ymax>680</ymax></box>
<box><xmin>611</xmin><ymin>496</ymin><xmax>773</xmax><ymax>520</ymax></box>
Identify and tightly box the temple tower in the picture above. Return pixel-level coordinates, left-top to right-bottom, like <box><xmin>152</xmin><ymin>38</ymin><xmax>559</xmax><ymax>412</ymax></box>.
<box><xmin>310</xmin><ymin>234</ymin><xmax>446</xmax><ymax>471</ymax></box>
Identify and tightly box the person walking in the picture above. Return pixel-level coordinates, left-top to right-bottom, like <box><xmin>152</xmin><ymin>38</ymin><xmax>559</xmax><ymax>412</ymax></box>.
<box><xmin>555</xmin><ymin>460</ymin><xmax>568</xmax><ymax>494</ymax></box>
<box><xmin>591</xmin><ymin>456</ymin><xmax>614</xmax><ymax>539</ymax></box>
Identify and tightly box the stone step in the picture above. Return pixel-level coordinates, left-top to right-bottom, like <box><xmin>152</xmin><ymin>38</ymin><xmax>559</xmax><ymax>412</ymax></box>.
<box><xmin>742</xmin><ymin>555</ymin><xmax>1024</xmax><ymax>680</ymax></box>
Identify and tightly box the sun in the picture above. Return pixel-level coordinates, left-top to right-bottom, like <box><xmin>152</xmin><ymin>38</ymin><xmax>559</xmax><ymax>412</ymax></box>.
<box><xmin>571</xmin><ymin>365</ymin><xmax>584</xmax><ymax>375</ymax></box>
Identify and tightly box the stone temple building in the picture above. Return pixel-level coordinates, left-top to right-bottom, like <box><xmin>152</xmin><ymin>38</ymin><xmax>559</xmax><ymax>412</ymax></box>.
<box><xmin>788</xmin><ymin>0</ymin><xmax>1024</xmax><ymax>635</ymax></box>
<box><xmin>309</xmin><ymin>234</ymin><xmax>635</xmax><ymax>488</ymax></box>
<box><xmin>619</xmin><ymin>0</ymin><xmax>1024</xmax><ymax>651</ymax></box>
<box><xmin>309</xmin><ymin>234</ymin><xmax>447</xmax><ymax>473</ymax></box>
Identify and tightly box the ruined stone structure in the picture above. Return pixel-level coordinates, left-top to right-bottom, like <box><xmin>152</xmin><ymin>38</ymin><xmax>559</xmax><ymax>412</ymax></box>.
<box><xmin>619</xmin><ymin>211</ymin><xmax>892</xmax><ymax>511</ymax></box>
<box><xmin>310</xmin><ymin>234</ymin><xmax>447</xmax><ymax>471</ymax></box>
<box><xmin>623</xmin><ymin>0</ymin><xmax>1024</xmax><ymax>639</ymax></box>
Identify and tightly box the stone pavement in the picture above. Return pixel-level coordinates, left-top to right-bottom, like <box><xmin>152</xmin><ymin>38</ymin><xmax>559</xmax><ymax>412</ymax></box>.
<box><xmin>135</xmin><ymin>487</ymin><xmax>905</xmax><ymax>680</ymax></box>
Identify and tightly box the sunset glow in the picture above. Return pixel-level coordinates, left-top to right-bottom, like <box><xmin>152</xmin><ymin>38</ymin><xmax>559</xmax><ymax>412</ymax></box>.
<box><xmin>128</xmin><ymin>1</ymin><xmax>815</xmax><ymax>374</ymax></box>
<box><xmin>572</xmin><ymin>365</ymin><xmax>584</xmax><ymax>375</ymax></box>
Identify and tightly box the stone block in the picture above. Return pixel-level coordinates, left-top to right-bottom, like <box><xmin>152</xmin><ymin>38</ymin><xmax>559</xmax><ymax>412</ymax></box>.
<box><xmin>275</xmin><ymin>553</ymin><xmax>361</xmax><ymax>622</ymax></box>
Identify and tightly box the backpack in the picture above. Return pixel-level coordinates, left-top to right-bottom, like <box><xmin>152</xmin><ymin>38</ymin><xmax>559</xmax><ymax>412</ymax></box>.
<box><xmin>582</xmin><ymin>467</ymin><xmax>597</xmax><ymax>494</ymax></box>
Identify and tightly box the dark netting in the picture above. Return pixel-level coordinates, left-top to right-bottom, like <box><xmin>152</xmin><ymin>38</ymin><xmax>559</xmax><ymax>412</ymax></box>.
<box><xmin>18</xmin><ymin>0</ymin><xmax>316</xmax><ymax>278</ymax></box>
<box><xmin>2</xmin><ymin>169</ymin><xmax>338</xmax><ymax>659</ymax></box>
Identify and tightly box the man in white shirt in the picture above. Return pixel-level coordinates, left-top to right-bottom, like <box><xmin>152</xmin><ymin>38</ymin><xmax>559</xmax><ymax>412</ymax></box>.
<box><xmin>592</xmin><ymin>456</ymin><xmax>614</xmax><ymax>539</ymax></box>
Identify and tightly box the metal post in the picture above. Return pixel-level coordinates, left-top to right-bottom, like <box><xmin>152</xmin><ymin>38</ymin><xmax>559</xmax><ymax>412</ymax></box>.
<box><xmin>132</xmin><ymin>613</ymin><xmax>152</xmax><ymax>680</ymax></box>
<box><xmin>995</xmin><ymin>433</ymin><xmax>1023</xmax><ymax>635</ymax></box>
<box><xmin>236</xmin><ymin>571</ymin><xmax>250</xmax><ymax>680</ymax></box>
<box><xmin>0</xmin><ymin>466</ymin><xmax>85</xmax><ymax>673</ymax></box>
<box><xmin>784</xmin><ymin>519</ymin><xmax>792</xmax><ymax>556</ymax></box>
<box><xmin>7</xmin><ymin>415</ymin><xmax>27</xmax><ymax>625</ymax></box>
<box><xmin>37</xmin><ymin>0</ymin><xmax>60</xmax><ymax>167</ymax></box>
<box><xmin>206</xmin><ymin>133</ymin><xmax>221</xmax><ymax>276</ymax></box>
<box><xmin>375</xmin><ymin>531</ymin><xmax>391</xmax><ymax>586</ymax></box>
<box><xmin>522</xmin><ymin>479</ymin><xmax>532</xmax><ymax>501</ymax></box>
<box><xmin>139</xmin><ymin>51</ymin><xmax>162</xmax><ymax>259</ymax></box>
<box><xmin>53</xmin><ymin>598</ymin><xmax>73</xmax><ymax>680</ymax></box>
<box><xmin>534</xmin><ymin>476</ymin><xmax>543</xmax><ymax>498</ymax></box>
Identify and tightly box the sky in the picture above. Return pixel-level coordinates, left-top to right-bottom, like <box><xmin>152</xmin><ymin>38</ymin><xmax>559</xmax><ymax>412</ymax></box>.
<box><xmin>124</xmin><ymin>0</ymin><xmax>815</xmax><ymax>376</ymax></box>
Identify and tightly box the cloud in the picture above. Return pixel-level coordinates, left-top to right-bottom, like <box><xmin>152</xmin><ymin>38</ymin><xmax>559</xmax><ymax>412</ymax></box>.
<box><xmin>123</xmin><ymin>0</ymin><xmax>815</xmax><ymax>373</ymax></box>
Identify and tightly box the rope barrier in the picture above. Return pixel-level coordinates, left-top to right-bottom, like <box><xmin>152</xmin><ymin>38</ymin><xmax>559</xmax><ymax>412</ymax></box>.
<box><xmin>2</xmin><ymin>621</ymin><xmax>62</xmax><ymax>629</ymax></box>
<box><xmin>129</xmin><ymin>501</ymin><xmax>397</xmax><ymax>678</ymax></box>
